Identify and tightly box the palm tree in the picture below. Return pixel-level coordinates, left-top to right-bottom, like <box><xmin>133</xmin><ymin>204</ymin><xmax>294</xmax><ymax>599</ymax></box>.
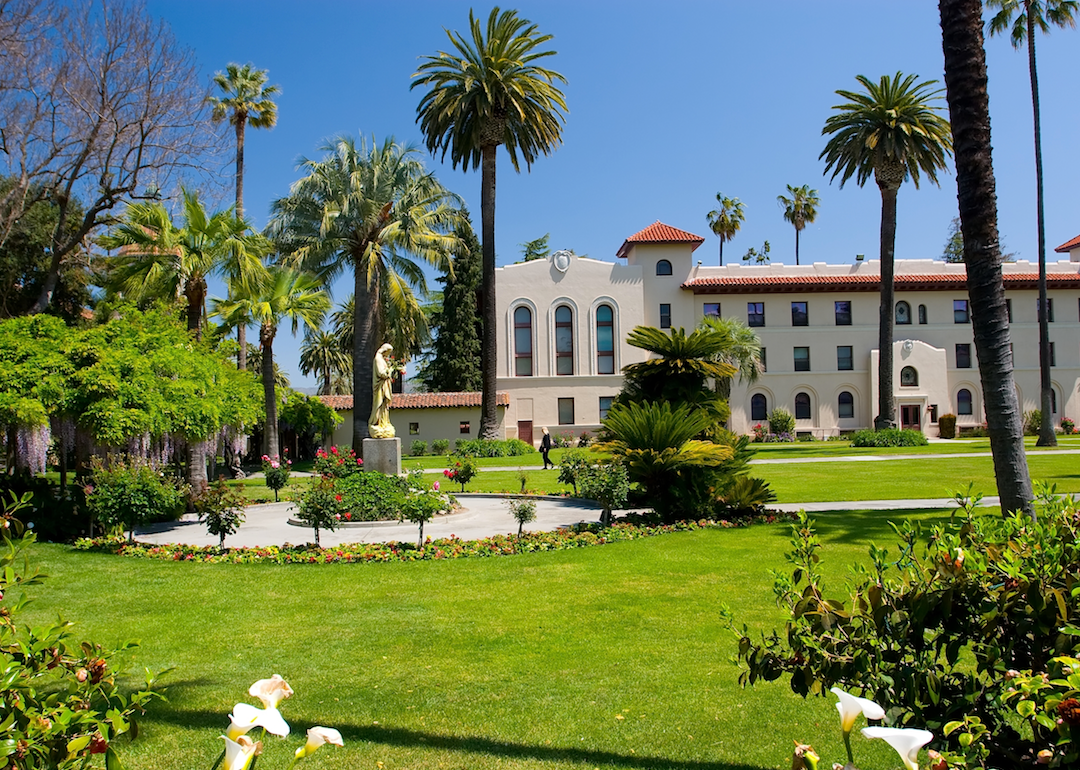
<box><xmin>413</xmin><ymin>8</ymin><xmax>568</xmax><ymax>439</ymax></box>
<box><xmin>987</xmin><ymin>0</ymin><xmax>1075</xmax><ymax>448</ymax></box>
<box><xmin>776</xmin><ymin>184</ymin><xmax>820</xmax><ymax>265</ymax></box>
<box><xmin>940</xmin><ymin>0</ymin><xmax>1035</xmax><ymax>518</ymax></box>
<box><xmin>213</xmin><ymin>267</ymin><xmax>328</xmax><ymax>457</ymax></box>
<box><xmin>300</xmin><ymin>329</ymin><xmax>351</xmax><ymax>396</ymax></box>
<box><xmin>100</xmin><ymin>189</ymin><xmax>267</xmax><ymax>339</ymax></box>
<box><xmin>698</xmin><ymin>316</ymin><xmax>763</xmax><ymax>401</ymax></box>
<box><xmin>705</xmin><ymin>193</ymin><xmax>745</xmax><ymax>265</ymax></box>
<box><xmin>820</xmin><ymin>73</ymin><xmax>952</xmax><ymax>430</ymax></box>
<box><xmin>268</xmin><ymin>136</ymin><xmax>458</xmax><ymax>454</ymax></box>
<box><xmin>620</xmin><ymin>326</ymin><xmax>737</xmax><ymax>414</ymax></box>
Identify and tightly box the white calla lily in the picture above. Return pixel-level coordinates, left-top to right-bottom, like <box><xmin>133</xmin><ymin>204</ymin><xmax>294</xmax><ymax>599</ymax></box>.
<box><xmin>830</xmin><ymin>686</ymin><xmax>885</xmax><ymax>733</ymax></box>
<box><xmin>249</xmin><ymin>674</ymin><xmax>294</xmax><ymax>709</ymax></box>
<box><xmin>294</xmin><ymin>726</ymin><xmax>344</xmax><ymax>759</ymax></box>
<box><xmin>861</xmin><ymin>726</ymin><xmax>934</xmax><ymax>770</ymax></box>
<box><xmin>221</xmin><ymin>735</ymin><xmax>259</xmax><ymax>770</ymax></box>
<box><xmin>228</xmin><ymin>701</ymin><xmax>290</xmax><ymax>739</ymax></box>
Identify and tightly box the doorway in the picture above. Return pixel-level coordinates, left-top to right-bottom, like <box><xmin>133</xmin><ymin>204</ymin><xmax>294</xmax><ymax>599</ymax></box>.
<box><xmin>900</xmin><ymin>404</ymin><xmax>922</xmax><ymax>431</ymax></box>
<box><xmin>517</xmin><ymin>420</ymin><xmax>533</xmax><ymax>446</ymax></box>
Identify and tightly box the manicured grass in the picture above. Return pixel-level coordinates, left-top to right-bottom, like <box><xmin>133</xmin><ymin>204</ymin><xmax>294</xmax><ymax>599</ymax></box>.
<box><xmin>24</xmin><ymin>508</ymin><xmax>956</xmax><ymax>770</ymax></box>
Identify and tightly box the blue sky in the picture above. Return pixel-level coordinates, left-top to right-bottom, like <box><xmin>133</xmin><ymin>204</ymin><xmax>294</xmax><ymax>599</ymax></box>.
<box><xmin>145</xmin><ymin>0</ymin><xmax>1079</xmax><ymax>389</ymax></box>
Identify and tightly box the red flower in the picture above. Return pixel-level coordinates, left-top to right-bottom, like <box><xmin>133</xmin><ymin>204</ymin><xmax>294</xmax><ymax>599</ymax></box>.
<box><xmin>335</xmin><ymin>495</ymin><xmax>342</xmax><ymax>502</ymax></box>
<box><xmin>331</xmin><ymin>446</ymin><xmax>338</xmax><ymax>454</ymax></box>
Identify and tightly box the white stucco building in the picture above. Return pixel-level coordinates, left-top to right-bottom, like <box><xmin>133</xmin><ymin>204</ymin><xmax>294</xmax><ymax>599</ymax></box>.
<box><xmin>496</xmin><ymin>222</ymin><xmax>1080</xmax><ymax>441</ymax></box>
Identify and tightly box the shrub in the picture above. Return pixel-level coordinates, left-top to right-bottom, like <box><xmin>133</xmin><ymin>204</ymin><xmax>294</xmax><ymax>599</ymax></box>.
<box><xmin>577</xmin><ymin>463</ymin><xmax>630</xmax><ymax>526</ymax></box>
<box><xmin>506</xmin><ymin>497</ymin><xmax>537</xmax><ymax>536</ymax></box>
<box><xmin>314</xmin><ymin>446</ymin><xmax>363</xmax><ymax>478</ymax></box>
<box><xmin>1061</xmin><ymin>417</ymin><xmax>1076</xmax><ymax>435</ymax></box>
<box><xmin>443</xmin><ymin>457</ymin><xmax>478</xmax><ymax>492</ymax></box>
<box><xmin>577</xmin><ymin>431</ymin><xmax>593</xmax><ymax>447</ymax></box>
<box><xmin>261</xmin><ymin>452</ymin><xmax>292</xmax><ymax>501</ymax></box>
<box><xmin>938</xmin><ymin>413</ymin><xmax>957</xmax><ymax>439</ymax></box>
<box><xmin>333</xmin><ymin>471</ymin><xmax>406</xmax><ymax>521</ymax></box>
<box><xmin>399</xmin><ymin>484</ymin><xmax>450</xmax><ymax>548</ymax></box>
<box><xmin>1024</xmin><ymin>409</ymin><xmax>1042</xmax><ymax>436</ymax></box>
<box><xmin>192</xmin><ymin>478</ymin><xmax>245</xmax><ymax>551</ymax></box>
<box><xmin>410</xmin><ymin>440</ymin><xmax>428</xmax><ymax>457</ymax></box>
<box><xmin>431</xmin><ymin>438</ymin><xmax>450</xmax><ymax>455</ymax></box>
<box><xmin>85</xmin><ymin>456</ymin><xmax>186</xmax><ymax>541</ymax></box>
<box><xmin>850</xmin><ymin>428</ymin><xmax>928</xmax><ymax>447</ymax></box>
<box><xmin>0</xmin><ymin>476</ymin><xmax>88</xmax><ymax>542</ymax></box>
<box><xmin>557</xmin><ymin>448</ymin><xmax>590</xmax><ymax>495</ymax></box>
<box><xmin>454</xmin><ymin>438</ymin><xmax>535</xmax><ymax>457</ymax></box>
<box><xmin>767</xmin><ymin>407</ymin><xmax>796</xmax><ymax>436</ymax></box>
<box><xmin>553</xmin><ymin>431</ymin><xmax>575</xmax><ymax>448</ymax></box>
<box><xmin>295</xmin><ymin>476</ymin><xmax>343</xmax><ymax>547</ymax></box>
<box><xmin>718</xmin><ymin>476</ymin><xmax>777</xmax><ymax>518</ymax></box>
<box><xmin>751</xmin><ymin>423</ymin><xmax>768</xmax><ymax>443</ymax></box>
<box><xmin>726</xmin><ymin>489</ymin><xmax>1080</xmax><ymax>768</ymax></box>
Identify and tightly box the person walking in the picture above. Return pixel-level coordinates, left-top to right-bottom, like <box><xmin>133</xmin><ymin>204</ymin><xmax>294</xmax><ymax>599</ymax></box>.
<box><xmin>540</xmin><ymin>427</ymin><xmax>553</xmax><ymax>470</ymax></box>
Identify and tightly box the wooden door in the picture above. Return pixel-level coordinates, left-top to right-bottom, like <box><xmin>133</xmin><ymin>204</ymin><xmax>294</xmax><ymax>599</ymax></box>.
<box><xmin>517</xmin><ymin>420</ymin><xmax>533</xmax><ymax>446</ymax></box>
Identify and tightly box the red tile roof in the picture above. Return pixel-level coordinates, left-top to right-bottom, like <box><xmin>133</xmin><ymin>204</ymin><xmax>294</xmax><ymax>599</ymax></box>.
<box><xmin>683</xmin><ymin>272</ymin><xmax>1080</xmax><ymax>294</ymax></box>
<box><xmin>316</xmin><ymin>392</ymin><xmax>509</xmax><ymax>411</ymax></box>
<box><xmin>1056</xmin><ymin>234</ymin><xmax>1080</xmax><ymax>253</ymax></box>
<box><xmin>616</xmin><ymin>222</ymin><xmax>705</xmax><ymax>258</ymax></box>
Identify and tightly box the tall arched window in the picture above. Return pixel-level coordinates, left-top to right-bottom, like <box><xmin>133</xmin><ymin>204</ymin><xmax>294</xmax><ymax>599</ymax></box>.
<box><xmin>895</xmin><ymin>301</ymin><xmax>911</xmax><ymax>325</ymax></box>
<box><xmin>838</xmin><ymin>391</ymin><xmax>854</xmax><ymax>419</ymax></box>
<box><xmin>555</xmin><ymin>305</ymin><xmax>573</xmax><ymax>375</ymax></box>
<box><xmin>901</xmin><ymin>366</ymin><xmax>918</xmax><ymax>386</ymax></box>
<box><xmin>957</xmin><ymin>388</ymin><xmax>973</xmax><ymax>415</ymax></box>
<box><xmin>795</xmin><ymin>392</ymin><xmax>811</xmax><ymax>420</ymax></box>
<box><xmin>918</xmin><ymin>304</ymin><xmax>928</xmax><ymax>324</ymax></box>
<box><xmin>596</xmin><ymin>304</ymin><xmax>615</xmax><ymax>374</ymax></box>
<box><xmin>514</xmin><ymin>306</ymin><xmax>533</xmax><ymax>376</ymax></box>
<box><xmin>751</xmin><ymin>393</ymin><xmax>768</xmax><ymax>421</ymax></box>
<box><xmin>1052</xmin><ymin>387</ymin><xmax>1058</xmax><ymax>415</ymax></box>
<box><xmin>656</xmin><ymin>259</ymin><xmax>673</xmax><ymax>276</ymax></box>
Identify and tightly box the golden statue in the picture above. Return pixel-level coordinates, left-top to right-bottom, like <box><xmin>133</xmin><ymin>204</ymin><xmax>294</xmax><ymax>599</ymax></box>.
<box><xmin>368</xmin><ymin>343</ymin><xmax>397</xmax><ymax>438</ymax></box>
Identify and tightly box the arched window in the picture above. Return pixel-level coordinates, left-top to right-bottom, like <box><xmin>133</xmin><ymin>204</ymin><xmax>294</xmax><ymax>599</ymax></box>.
<box><xmin>895</xmin><ymin>301</ymin><xmax>911</xmax><ymax>325</ymax></box>
<box><xmin>1052</xmin><ymin>387</ymin><xmax>1058</xmax><ymax>415</ymax></box>
<box><xmin>918</xmin><ymin>304</ymin><xmax>928</xmax><ymax>324</ymax></box>
<box><xmin>514</xmin><ymin>306</ymin><xmax>533</xmax><ymax>376</ymax></box>
<box><xmin>957</xmin><ymin>388</ymin><xmax>973</xmax><ymax>415</ymax></box>
<box><xmin>795</xmin><ymin>392</ymin><xmax>811</xmax><ymax>420</ymax></box>
<box><xmin>656</xmin><ymin>259</ymin><xmax>673</xmax><ymax>276</ymax></box>
<box><xmin>838</xmin><ymin>391</ymin><xmax>854</xmax><ymax>419</ymax></box>
<box><xmin>596</xmin><ymin>304</ymin><xmax>615</xmax><ymax>375</ymax></box>
<box><xmin>555</xmin><ymin>305</ymin><xmax>573</xmax><ymax>375</ymax></box>
<box><xmin>750</xmin><ymin>394</ymin><xmax>768</xmax><ymax>422</ymax></box>
<box><xmin>901</xmin><ymin>366</ymin><xmax>918</xmax><ymax>386</ymax></box>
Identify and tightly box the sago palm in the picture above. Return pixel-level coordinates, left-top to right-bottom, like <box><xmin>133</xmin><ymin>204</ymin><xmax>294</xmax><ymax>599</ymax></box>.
<box><xmin>705</xmin><ymin>193</ymin><xmax>745</xmax><ymax>265</ymax></box>
<box><xmin>621</xmin><ymin>326</ymin><xmax>737</xmax><ymax>411</ymax></box>
<box><xmin>268</xmin><ymin>135</ymin><xmax>458</xmax><ymax>452</ymax></box>
<box><xmin>987</xmin><ymin>0</ymin><xmax>1076</xmax><ymax>448</ymax></box>
<box><xmin>413</xmin><ymin>7</ymin><xmax>568</xmax><ymax>439</ymax></box>
<box><xmin>820</xmin><ymin>72</ymin><xmax>952</xmax><ymax>430</ymax></box>
<box><xmin>777</xmin><ymin>184</ymin><xmax>820</xmax><ymax>265</ymax></box>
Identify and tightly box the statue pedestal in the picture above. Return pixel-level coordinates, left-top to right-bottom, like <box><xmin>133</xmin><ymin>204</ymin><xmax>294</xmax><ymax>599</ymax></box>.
<box><xmin>363</xmin><ymin>437</ymin><xmax>401</xmax><ymax>476</ymax></box>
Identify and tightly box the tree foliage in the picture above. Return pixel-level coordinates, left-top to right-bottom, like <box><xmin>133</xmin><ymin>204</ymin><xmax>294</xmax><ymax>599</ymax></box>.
<box><xmin>705</xmin><ymin>192</ymin><xmax>745</xmax><ymax>264</ymax></box>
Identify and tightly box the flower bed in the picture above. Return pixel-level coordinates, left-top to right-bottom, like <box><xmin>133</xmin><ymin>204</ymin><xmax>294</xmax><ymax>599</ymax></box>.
<box><xmin>72</xmin><ymin>513</ymin><xmax>793</xmax><ymax>564</ymax></box>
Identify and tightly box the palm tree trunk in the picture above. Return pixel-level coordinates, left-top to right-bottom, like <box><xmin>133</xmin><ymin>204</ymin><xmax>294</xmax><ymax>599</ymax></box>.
<box><xmin>185</xmin><ymin>277</ymin><xmax>207</xmax><ymax>340</ymax></box>
<box><xmin>478</xmin><ymin>142</ymin><xmax>499</xmax><ymax>439</ymax></box>
<box><xmin>262</xmin><ymin>324</ymin><xmax>279</xmax><ymax>458</ymax></box>
<box><xmin>874</xmin><ymin>184</ymin><xmax>898</xmax><ymax>430</ymax></box>
<box><xmin>352</xmin><ymin>262</ymin><xmax>376</xmax><ymax>454</ymax></box>
<box><xmin>719</xmin><ymin>239</ymin><xmax>723</xmax><ymax>266</ymax></box>
<box><xmin>939</xmin><ymin>0</ymin><xmax>1035</xmax><ymax>518</ymax></box>
<box><xmin>235</xmin><ymin>118</ymin><xmax>246</xmax><ymax>220</ymax></box>
<box><xmin>1023</xmin><ymin>9</ymin><xmax>1056</xmax><ymax>447</ymax></box>
<box><xmin>238</xmin><ymin>325</ymin><xmax>248</xmax><ymax>371</ymax></box>
<box><xmin>794</xmin><ymin>227</ymin><xmax>801</xmax><ymax>266</ymax></box>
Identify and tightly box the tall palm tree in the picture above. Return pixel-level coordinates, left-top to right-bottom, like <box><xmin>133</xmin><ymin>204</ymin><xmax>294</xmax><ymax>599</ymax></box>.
<box><xmin>209</xmin><ymin>62</ymin><xmax>280</xmax><ymax>372</ymax></box>
<box><xmin>268</xmin><ymin>135</ymin><xmax>458</xmax><ymax>454</ymax></box>
<box><xmin>213</xmin><ymin>267</ymin><xmax>328</xmax><ymax>457</ymax></box>
<box><xmin>705</xmin><ymin>193</ymin><xmax>745</xmax><ymax>265</ymax></box>
<box><xmin>940</xmin><ymin>0</ymin><xmax>1035</xmax><ymax>519</ymax></box>
<box><xmin>820</xmin><ymin>73</ymin><xmax>952</xmax><ymax>430</ymax></box>
<box><xmin>413</xmin><ymin>8</ymin><xmax>568</xmax><ymax>439</ymax></box>
<box><xmin>100</xmin><ymin>189</ymin><xmax>267</xmax><ymax>340</ymax></box>
<box><xmin>300</xmin><ymin>329</ymin><xmax>351</xmax><ymax>396</ymax></box>
<box><xmin>987</xmin><ymin>0</ymin><xmax>1076</xmax><ymax>448</ymax></box>
<box><xmin>776</xmin><ymin>184</ymin><xmax>820</xmax><ymax>266</ymax></box>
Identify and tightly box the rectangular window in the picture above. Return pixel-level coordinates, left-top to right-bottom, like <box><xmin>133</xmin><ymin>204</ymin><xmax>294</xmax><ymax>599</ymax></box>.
<box><xmin>1051</xmin><ymin>341</ymin><xmax>1056</xmax><ymax>367</ymax></box>
<box><xmin>1006</xmin><ymin>298</ymin><xmax>1013</xmax><ymax>323</ymax></box>
<box><xmin>409</xmin><ymin>422</ymin><xmax>419</xmax><ymax>435</ymax></box>
<box><xmin>794</xmin><ymin>346</ymin><xmax>810</xmax><ymax>372</ymax></box>
<box><xmin>929</xmin><ymin>404</ymin><xmax>939</xmax><ymax>423</ymax></box>
<box><xmin>599</xmin><ymin>396</ymin><xmax>614</xmax><ymax>422</ymax></box>
<box><xmin>659</xmin><ymin>304</ymin><xmax>671</xmax><ymax>329</ymax></box>
<box><xmin>834</xmin><ymin>300</ymin><xmax>852</xmax><ymax>326</ymax></box>
<box><xmin>748</xmin><ymin>302</ymin><xmax>765</xmax><ymax>327</ymax></box>
<box><xmin>837</xmin><ymin>345</ymin><xmax>853</xmax><ymax>371</ymax></box>
<box><xmin>703</xmin><ymin>302</ymin><xmax>720</xmax><ymax>318</ymax></box>
<box><xmin>956</xmin><ymin>343</ymin><xmax>972</xmax><ymax>368</ymax></box>
<box><xmin>459</xmin><ymin>421</ymin><xmax>470</xmax><ymax>434</ymax></box>
<box><xmin>759</xmin><ymin>347</ymin><xmax>766</xmax><ymax>372</ymax></box>
<box><xmin>791</xmin><ymin>301</ymin><xmax>808</xmax><ymax>326</ymax></box>
<box><xmin>558</xmin><ymin>398</ymin><xmax>575</xmax><ymax>425</ymax></box>
<box><xmin>954</xmin><ymin>300</ymin><xmax>969</xmax><ymax>324</ymax></box>
<box><xmin>1038</xmin><ymin>297</ymin><xmax>1055</xmax><ymax>322</ymax></box>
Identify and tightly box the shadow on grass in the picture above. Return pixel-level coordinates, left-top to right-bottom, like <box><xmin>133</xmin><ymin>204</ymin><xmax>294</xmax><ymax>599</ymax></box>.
<box><xmin>784</xmin><ymin>508</ymin><xmax>959</xmax><ymax>546</ymax></box>
<box><xmin>147</xmin><ymin>708</ymin><xmax>768</xmax><ymax>770</ymax></box>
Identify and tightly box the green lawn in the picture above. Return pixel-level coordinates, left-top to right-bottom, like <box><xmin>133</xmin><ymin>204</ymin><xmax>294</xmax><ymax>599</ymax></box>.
<box><xmin>25</xmin><ymin>508</ymin><xmax>958</xmax><ymax>770</ymax></box>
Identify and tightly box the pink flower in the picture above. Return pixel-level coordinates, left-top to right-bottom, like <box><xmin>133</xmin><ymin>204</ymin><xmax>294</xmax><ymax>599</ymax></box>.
<box><xmin>271</xmin><ymin>461</ymin><xmax>280</xmax><ymax>469</ymax></box>
<box><xmin>262</xmin><ymin>455</ymin><xmax>270</xmax><ymax>461</ymax></box>
<box><xmin>433</xmin><ymin>482</ymin><xmax>440</xmax><ymax>491</ymax></box>
<box><xmin>357</xmin><ymin>458</ymin><xmax>363</xmax><ymax>465</ymax></box>
<box><xmin>443</xmin><ymin>469</ymin><xmax>450</xmax><ymax>477</ymax></box>
<box><xmin>330</xmin><ymin>447</ymin><xmax>338</xmax><ymax>455</ymax></box>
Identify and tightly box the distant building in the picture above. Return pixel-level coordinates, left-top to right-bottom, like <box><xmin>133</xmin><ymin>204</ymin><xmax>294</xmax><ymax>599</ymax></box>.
<box><xmin>320</xmin><ymin>392</ymin><xmax>508</xmax><ymax>448</ymax></box>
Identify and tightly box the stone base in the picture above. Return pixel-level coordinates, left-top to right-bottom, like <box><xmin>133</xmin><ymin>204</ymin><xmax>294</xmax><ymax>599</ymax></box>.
<box><xmin>363</xmin><ymin>437</ymin><xmax>401</xmax><ymax>476</ymax></box>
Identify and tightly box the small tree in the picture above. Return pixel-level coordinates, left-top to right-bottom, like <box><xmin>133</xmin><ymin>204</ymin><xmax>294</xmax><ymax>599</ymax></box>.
<box><xmin>85</xmin><ymin>457</ymin><xmax>187</xmax><ymax>542</ymax></box>
<box><xmin>557</xmin><ymin>448</ymin><xmax>590</xmax><ymax>495</ymax></box>
<box><xmin>192</xmin><ymin>478</ymin><xmax>246</xmax><ymax>551</ymax></box>
<box><xmin>506</xmin><ymin>497</ymin><xmax>537</xmax><ymax>536</ymax></box>
<box><xmin>400</xmin><ymin>485</ymin><xmax>447</xmax><ymax>548</ymax></box>
<box><xmin>295</xmin><ymin>477</ymin><xmax>341</xmax><ymax>547</ymax></box>
<box><xmin>443</xmin><ymin>458</ymin><xmax>478</xmax><ymax>493</ymax></box>
<box><xmin>577</xmin><ymin>463</ymin><xmax>630</xmax><ymax>526</ymax></box>
<box><xmin>261</xmin><ymin>453</ymin><xmax>292</xmax><ymax>502</ymax></box>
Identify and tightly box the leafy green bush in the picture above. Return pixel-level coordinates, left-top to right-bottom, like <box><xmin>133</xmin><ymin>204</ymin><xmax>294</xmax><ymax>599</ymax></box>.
<box><xmin>191</xmin><ymin>478</ymin><xmax>245</xmax><ymax>551</ymax></box>
<box><xmin>261</xmin><ymin>452</ymin><xmax>291</xmax><ymax>501</ymax></box>
<box><xmin>718</xmin><ymin>476</ymin><xmax>777</xmax><ymax>518</ymax></box>
<box><xmin>85</xmin><ymin>457</ymin><xmax>186</xmax><ymax>540</ymax></box>
<box><xmin>726</xmin><ymin>489</ymin><xmax>1080</xmax><ymax>768</ymax></box>
<box><xmin>333</xmin><ymin>471</ymin><xmax>406</xmax><ymax>521</ymax></box>
<box><xmin>850</xmin><ymin>428</ymin><xmax>928</xmax><ymax>447</ymax></box>
<box><xmin>577</xmin><ymin>463</ymin><xmax>629</xmax><ymax>526</ymax></box>
<box><xmin>506</xmin><ymin>497</ymin><xmax>537</xmax><ymax>536</ymax></box>
<box><xmin>453</xmin><ymin>438</ymin><xmax>535</xmax><ymax>457</ymax></box>
<box><xmin>399</xmin><ymin>485</ymin><xmax>450</xmax><ymax>548</ymax></box>
<box><xmin>410</xmin><ymin>440</ymin><xmax>428</xmax><ymax>456</ymax></box>
<box><xmin>1024</xmin><ymin>409</ymin><xmax>1042</xmax><ymax>436</ymax></box>
<box><xmin>431</xmin><ymin>439</ymin><xmax>450</xmax><ymax>455</ymax></box>
<box><xmin>313</xmin><ymin>446</ymin><xmax>363</xmax><ymax>478</ymax></box>
<box><xmin>558</xmin><ymin>448</ymin><xmax>590</xmax><ymax>495</ymax></box>
<box><xmin>767</xmin><ymin>407</ymin><xmax>796</xmax><ymax>436</ymax></box>
<box><xmin>1061</xmin><ymin>417</ymin><xmax>1076</xmax><ymax>435</ymax></box>
<box><xmin>443</xmin><ymin>458</ymin><xmax>478</xmax><ymax>492</ymax></box>
<box><xmin>938</xmin><ymin>413</ymin><xmax>957</xmax><ymax>439</ymax></box>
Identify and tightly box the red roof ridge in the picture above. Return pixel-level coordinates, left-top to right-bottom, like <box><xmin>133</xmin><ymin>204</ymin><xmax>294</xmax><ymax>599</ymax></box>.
<box><xmin>316</xmin><ymin>392</ymin><xmax>509</xmax><ymax>411</ymax></box>
<box><xmin>616</xmin><ymin>221</ymin><xmax>705</xmax><ymax>258</ymax></box>
<box><xmin>1055</xmin><ymin>233</ymin><xmax>1080</xmax><ymax>253</ymax></box>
